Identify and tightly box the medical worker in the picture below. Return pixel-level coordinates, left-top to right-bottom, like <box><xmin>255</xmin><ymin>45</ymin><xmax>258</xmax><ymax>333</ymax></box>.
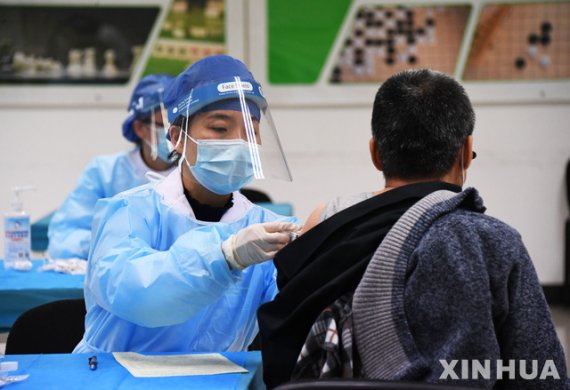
<box><xmin>73</xmin><ymin>55</ymin><xmax>299</xmax><ymax>353</ymax></box>
<box><xmin>47</xmin><ymin>75</ymin><xmax>176</xmax><ymax>260</ymax></box>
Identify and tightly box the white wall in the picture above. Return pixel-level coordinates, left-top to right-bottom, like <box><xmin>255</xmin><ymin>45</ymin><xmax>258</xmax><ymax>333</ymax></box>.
<box><xmin>0</xmin><ymin>106</ymin><xmax>131</xmax><ymax>255</ymax></box>
<box><xmin>2</xmin><ymin>101</ymin><xmax>568</xmax><ymax>284</ymax></box>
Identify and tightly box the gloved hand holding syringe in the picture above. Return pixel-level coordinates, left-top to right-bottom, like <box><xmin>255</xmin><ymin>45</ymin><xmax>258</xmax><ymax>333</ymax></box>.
<box><xmin>222</xmin><ymin>222</ymin><xmax>302</xmax><ymax>270</ymax></box>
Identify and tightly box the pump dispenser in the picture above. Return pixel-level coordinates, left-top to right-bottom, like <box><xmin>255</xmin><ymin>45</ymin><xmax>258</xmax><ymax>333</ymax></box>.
<box><xmin>4</xmin><ymin>186</ymin><xmax>35</xmax><ymax>270</ymax></box>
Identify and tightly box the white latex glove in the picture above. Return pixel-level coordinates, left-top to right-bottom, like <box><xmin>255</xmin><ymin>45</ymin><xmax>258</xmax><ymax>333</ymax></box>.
<box><xmin>222</xmin><ymin>221</ymin><xmax>300</xmax><ymax>270</ymax></box>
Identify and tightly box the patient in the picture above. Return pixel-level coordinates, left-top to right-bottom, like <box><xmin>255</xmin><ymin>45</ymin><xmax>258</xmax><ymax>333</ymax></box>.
<box><xmin>258</xmin><ymin>69</ymin><xmax>569</xmax><ymax>389</ymax></box>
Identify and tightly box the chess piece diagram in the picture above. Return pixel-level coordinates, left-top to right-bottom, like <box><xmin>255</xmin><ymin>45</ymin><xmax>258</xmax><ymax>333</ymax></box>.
<box><xmin>102</xmin><ymin>49</ymin><xmax>119</xmax><ymax>78</ymax></box>
<box><xmin>66</xmin><ymin>49</ymin><xmax>83</xmax><ymax>78</ymax></box>
<box><xmin>8</xmin><ymin>46</ymin><xmax>130</xmax><ymax>80</ymax></box>
<box><xmin>12</xmin><ymin>51</ymin><xmax>64</xmax><ymax>78</ymax></box>
<box><xmin>82</xmin><ymin>47</ymin><xmax>97</xmax><ymax>78</ymax></box>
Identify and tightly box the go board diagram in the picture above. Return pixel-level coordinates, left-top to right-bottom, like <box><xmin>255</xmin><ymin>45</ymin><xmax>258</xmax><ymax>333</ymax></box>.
<box><xmin>463</xmin><ymin>2</ymin><xmax>570</xmax><ymax>80</ymax></box>
<box><xmin>329</xmin><ymin>4</ymin><xmax>471</xmax><ymax>83</ymax></box>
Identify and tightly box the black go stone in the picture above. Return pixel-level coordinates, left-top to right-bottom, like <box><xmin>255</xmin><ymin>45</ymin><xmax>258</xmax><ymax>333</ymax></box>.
<box><xmin>541</xmin><ymin>21</ymin><xmax>553</xmax><ymax>34</ymax></box>
<box><xmin>515</xmin><ymin>57</ymin><xmax>525</xmax><ymax>69</ymax></box>
<box><xmin>426</xmin><ymin>18</ymin><xmax>435</xmax><ymax>27</ymax></box>
<box><xmin>528</xmin><ymin>33</ymin><xmax>539</xmax><ymax>45</ymax></box>
<box><xmin>386</xmin><ymin>57</ymin><xmax>395</xmax><ymax>65</ymax></box>
<box><xmin>541</xmin><ymin>34</ymin><xmax>551</xmax><ymax>46</ymax></box>
<box><xmin>416</xmin><ymin>27</ymin><xmax>425</xmax><ymax>36</ymax></box>
<box><xmin>375</xmin><ymin>20</ymin><xmax>383</xmax><ymax>28</ymax></box>
<box><xmin>365</xmin><ymin>38</ymin><xmax>373</xmax><ymax>46</ymax></box>
<box><xmin>355</xmin><ymin>29</ymin><xmax>364</xmax><ymax>37</ymax></box>
<box><xmin>345</xmin><ymin>38</ymin><xmax>353</xmax><ymax>47</ymax></box>
<box><xmin>385</xmin><ymin>10</ymin><xmax>393</xmax><ymax>18</ymax></box>
<box><xmin>408</xmin><ymin>55</ymin><xmax>417</xmax><ymax>64</ymax></box>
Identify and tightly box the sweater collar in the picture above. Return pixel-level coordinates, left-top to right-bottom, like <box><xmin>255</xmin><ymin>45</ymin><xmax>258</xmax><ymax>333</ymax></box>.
<box><xmin>154</xmin><ymin>167</ymin><xmax>254</xmax><ymax>224</ymax></box>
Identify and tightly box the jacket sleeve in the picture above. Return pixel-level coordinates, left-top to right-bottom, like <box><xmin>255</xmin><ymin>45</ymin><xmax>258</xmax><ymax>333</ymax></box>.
<box><xmin>86</xmin><ymin>195</ymin><xmax>247</xmax><ymax>328</ymax></box>
<box><xmin>492</xmin><ymin>234</ymin><xmax>569</xmax><ymax>389</ymax></box>
<box><xmin>47</xmin><ymin>159</ymin><xmax>105</xmax><ymax>259</ymax></box>
<box><xmin>404</xmin><ymin>214</ymin><xmax>569</xmax><ymax>389</ymax></box>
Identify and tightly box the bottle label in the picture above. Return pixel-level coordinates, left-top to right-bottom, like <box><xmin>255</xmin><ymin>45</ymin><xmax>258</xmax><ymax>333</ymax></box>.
<box><xmin>4</xmin><ymin>216</ymin><xmax>31</xmax><ymax>262</ymax></box>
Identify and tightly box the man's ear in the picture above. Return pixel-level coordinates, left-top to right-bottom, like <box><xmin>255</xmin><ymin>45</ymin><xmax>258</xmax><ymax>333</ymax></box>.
<box><xmin>369</xmin><ymin>137</ymin><xmax>383</xmax><ymax>172</ymax></box>
<box><xmin>133</xmin><ymin>119</ymin><xmax>148</xmax><ymax>141</ymax></box>
<box><xmin>463</xmin><ymin>135</ymin><xmax>474</xmax><ymax>171</ymax></box>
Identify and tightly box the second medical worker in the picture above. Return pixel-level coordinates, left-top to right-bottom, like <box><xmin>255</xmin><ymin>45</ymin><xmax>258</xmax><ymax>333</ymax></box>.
<box><xmin>74</xmin><ymin>55</ymin><xmax>299</xmax><ymax>353</ymax></box>
<box><xmin>47</xmin><ymin>74</ymin><xmax>176</xmax><ymax>260</ymax></box>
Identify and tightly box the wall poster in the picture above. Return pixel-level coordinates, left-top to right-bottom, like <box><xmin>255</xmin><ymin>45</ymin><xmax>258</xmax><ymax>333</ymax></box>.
<box><xmin>249</xmin><ymin>0</ymin><xmax>570</xmax><ymax>106</ymax></box>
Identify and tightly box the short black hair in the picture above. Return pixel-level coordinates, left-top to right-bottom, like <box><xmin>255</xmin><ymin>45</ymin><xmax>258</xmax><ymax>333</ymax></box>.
<box><xmin>371</xmin><ymin>69</ymin><xmax>475</xmax><ymax>180</ymax></box>
<box><xmin>172</xmin><ymin>115</ymin><xmax>188</xmax><ymax>129</ymax></box>
<box><xmin>169</xmin><ymin>115</ymin><xmax>195</xmax><ymax>163</ymax></box>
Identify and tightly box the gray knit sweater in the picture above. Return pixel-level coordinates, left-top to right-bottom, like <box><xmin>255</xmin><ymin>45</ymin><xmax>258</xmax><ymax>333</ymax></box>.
<box><xmin>353</xmin><ymin>188</ymin><xmax>569</xmax><ymax>389</ymax></box>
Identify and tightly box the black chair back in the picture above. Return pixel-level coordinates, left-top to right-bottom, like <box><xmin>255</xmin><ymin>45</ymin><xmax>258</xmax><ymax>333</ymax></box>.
<box><xmin>274</xmin><ymin>379</ymin><xmax>475</xmax><ymax>390</ymax></box>
<box><xmin>5</xmin><ymin>299</ymin><xmax>86</xmax><ymax>354</ymax></box>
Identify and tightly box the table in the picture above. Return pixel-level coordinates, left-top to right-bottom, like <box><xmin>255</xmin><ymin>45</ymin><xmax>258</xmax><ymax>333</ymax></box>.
<box><xmin>0</xmin><ymin>260</ymin><xmax>84</xmax><ymax>330</ymax></box>
<box><xmin>2</xmin><ymin>351</ymin><xmax>264</xmax><ymax>389</ymax></box>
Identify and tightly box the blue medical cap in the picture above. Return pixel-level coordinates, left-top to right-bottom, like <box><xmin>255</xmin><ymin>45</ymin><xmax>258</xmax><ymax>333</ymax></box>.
<box><xmin>122</xmin><ymin>74</ymin><xmax>174</xmax><ymax>143</ymax></box>
<box><xmin>163</xmin><ymin>55</ymin><xmax>266</xmax><ymax>125</ymax></box>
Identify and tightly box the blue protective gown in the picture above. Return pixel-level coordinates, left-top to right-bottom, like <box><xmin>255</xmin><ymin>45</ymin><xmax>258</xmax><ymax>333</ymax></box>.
<box><xmin>47</xmin><ymin>148</ymin><xmax>174</xmax><ymax>259</ymax></box>
<box><xmin>73</xmin><ymin>168</ymin><xmax>297</xmax><ymax>353</ymax></box>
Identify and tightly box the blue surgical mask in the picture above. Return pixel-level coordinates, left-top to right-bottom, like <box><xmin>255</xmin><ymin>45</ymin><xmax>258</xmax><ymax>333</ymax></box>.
<box><xmin>182</xmin><ymin>136</ymin><xmax>255</xmax><ymax>195</ymax></box>
<box><xmin>155</xmin><ymin>127</ymin><xmax>173</xmax><ymax>163</ymax></box>
<box><xmin>145</xmin><ymin>126</ymin><xmax>173</xmax><ymax>163</ymax></box>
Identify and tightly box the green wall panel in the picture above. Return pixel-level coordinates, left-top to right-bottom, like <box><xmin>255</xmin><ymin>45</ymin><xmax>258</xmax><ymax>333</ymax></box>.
<box><xmin>268</xmin><ymin>0</ymin><xmax>351</xmax><ymax>84</ymax></box>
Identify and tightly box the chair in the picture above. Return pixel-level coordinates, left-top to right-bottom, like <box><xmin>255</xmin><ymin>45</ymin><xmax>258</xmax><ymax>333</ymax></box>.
<box><xmin>240</xmin><ymin>188</ymin><xmax>273</xmax><ymax>203</ymax></box>
<box><xmin>31</xmin><ymin>211</ymin><xmax>54</xmax><ymax>252</ymax></box>
<box><xmin>5</xmin><ymin>299</ymin><xmax>86</xmax><ymax>354</ymax></box>
<box><xmin>241</xmin><ymin>187</ymin><xmax>294</xmax><ymax>216</ymax></box>
<box><xmin>274</xmin><ymin>379</ymin><xmax>475</xmax><ymax>390</ymax></box>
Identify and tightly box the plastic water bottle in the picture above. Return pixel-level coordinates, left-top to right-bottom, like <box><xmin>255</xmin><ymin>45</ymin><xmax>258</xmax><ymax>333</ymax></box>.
<box><xmin>3</xmin><ymin>186</ymin><xmax>34</xmax><ymax>271</ymax></box>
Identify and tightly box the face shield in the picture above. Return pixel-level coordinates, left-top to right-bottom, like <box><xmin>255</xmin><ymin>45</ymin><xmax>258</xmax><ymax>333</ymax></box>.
<box><xmin>170</xmin><ymin>76</ymin><xmax>292</xmax><ymax>195</ymax></box>
<box><xmin>140</xmin><ymin>89</ymin><xmax>175</xmax><ymax>164</ymax></box>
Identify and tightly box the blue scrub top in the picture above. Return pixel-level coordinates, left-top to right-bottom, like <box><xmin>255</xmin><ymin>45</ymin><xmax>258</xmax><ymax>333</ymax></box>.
<box><xmin>47</xmin><ymin>148</ymin><xmax>174</xmax><ymax>259</ymax></box>
<box><xmin>74</xmin><ymin>168</ymin><xmax>298</xmax><ymax>353</ymax></box>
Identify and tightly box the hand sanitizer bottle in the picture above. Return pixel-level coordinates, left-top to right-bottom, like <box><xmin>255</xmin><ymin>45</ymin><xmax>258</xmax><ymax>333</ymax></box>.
<box><xmin>4</xmin><ymin>186</ymin><xmax>34</xmax><ymax>271</ymax></box>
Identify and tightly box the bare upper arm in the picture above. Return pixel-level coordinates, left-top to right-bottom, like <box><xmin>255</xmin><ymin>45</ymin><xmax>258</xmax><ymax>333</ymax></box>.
<box><xmin>300</xmin><ymin>203</ymin><xmax>327</xmax><ymax>235</ymax></box>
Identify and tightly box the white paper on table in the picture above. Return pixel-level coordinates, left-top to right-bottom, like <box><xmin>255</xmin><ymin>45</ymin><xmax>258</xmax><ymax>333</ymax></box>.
<box><xmin>112</xmin><ymin>352</ymin><xmax>248</xmax><ymax>378</ymax></box>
